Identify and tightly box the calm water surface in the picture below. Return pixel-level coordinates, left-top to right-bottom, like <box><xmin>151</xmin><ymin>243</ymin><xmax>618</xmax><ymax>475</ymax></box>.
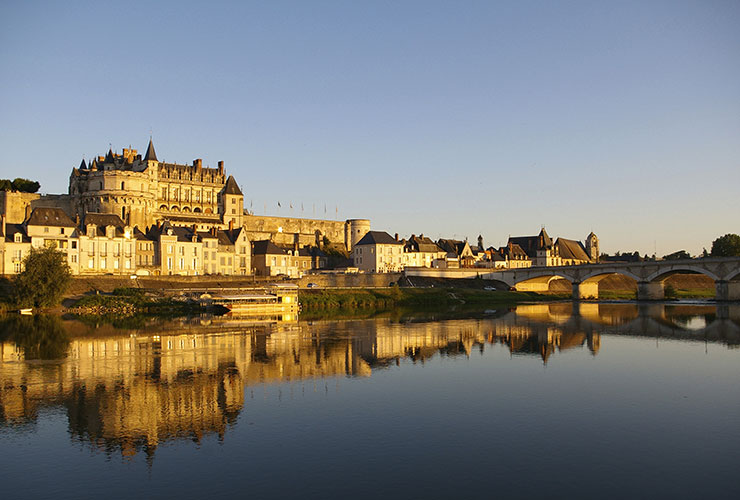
<box><xmin>1</xmin><ymin>303</ymin><xmax>739</xmax><ymax>499</ymax></box>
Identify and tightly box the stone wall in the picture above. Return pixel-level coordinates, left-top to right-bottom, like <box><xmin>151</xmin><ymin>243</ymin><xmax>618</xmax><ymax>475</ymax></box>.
<box><xmin>243</xmin><ymin>214</ymin><xmax>349</xmax><ymax>248</ymax></box>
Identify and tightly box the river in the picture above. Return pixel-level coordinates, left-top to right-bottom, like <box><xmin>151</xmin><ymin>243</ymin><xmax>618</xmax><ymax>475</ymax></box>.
<box><xmin>1</xmin><ymin>302</ymin><xmax>739</xmax><ymax>499</ymax></box>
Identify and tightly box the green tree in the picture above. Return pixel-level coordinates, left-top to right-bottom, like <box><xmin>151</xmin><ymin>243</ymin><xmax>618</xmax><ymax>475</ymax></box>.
<box><xmin>0</xmin><ymin>179</ymin><xmax>12</xmax><ymax>191</ymax></box>
<box><xmin>11</xmin><ymin>178</ymin><xmax>41</xmax><ymax>193</ymax></box>
<box><xmin>13</xmin><ymin>247</ymin><xmax>72</xmax><ymax>307</ymax></box>
<box><xmin>710</xmin><ymin>234</ymin><xmax>740</xmax><ymax>257</ymax></box>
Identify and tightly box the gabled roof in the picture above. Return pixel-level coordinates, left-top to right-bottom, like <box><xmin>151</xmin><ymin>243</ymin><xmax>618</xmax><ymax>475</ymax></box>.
<box><xmin>405</xmin><ymin>235</ymin><xmax>443</xmax><ymax>253</ymax></box>
<box><xmin>252</xmin><ymin>240</ymin><xmax>287</xmax><ymax>255</ymax></box>
<box><xmin>26</xmin><ymin>208</ymin><xmax>76</xmax><ymax>227</ymax></box>
<box><xmin>3</xmin><ymin>223</ymin><xmax>29</xmax><ymax>242</ymax></box>
<box><xmin>83</xmin><ymin>213</ymin><xmax>126</xmax><ymax>236</ymax></box>
<box><xmin>437</xmin><ymin>238</ymin><xmax>472</xmax><ymax>257</ymax></box>
<box><xmin>144</xmin><ymin>138</ymin><xmax>158</xmax><ymax>162</ymax></box>
<box><xmin>79</xmin><ymin>158</ymin><xmax>87</xmax><ymax>170</ymax></box>
<box><xmin>501</xmin><ymin>243</ymin><xmax>530</xmax><ymax>260</ymax></box>
<box><xmin>222</xmin><ymin>175</ymin><xmax>242</xmax><ymax>195</ymax></box>
<box><xmin>355</xmin><ymin>231</ymin><xmax>402</xmax><ymax>246</ymax></box>
<box><xmin>555</xmin><ymin>238</ymin><xmax>591</xmax><ymax>262</ymax></box>
<box><xmin>508</xmin><ymin>228</ymin><xmax>553</xmax><ymax>259</ymax></box>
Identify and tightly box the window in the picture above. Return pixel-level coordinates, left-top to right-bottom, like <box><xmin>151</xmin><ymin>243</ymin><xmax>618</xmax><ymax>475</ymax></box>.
<box><xmin>72</xmin><ymin>241</ymin><xmax>77</xmax><ymax>249</ymax></box>
<box><xmin>167</xmin><ymin>257</ymin><xmax>173</xmax><ymax>270</ymax></box>
<box><xmin>71</xmin><ymin>255</ymin><xmax>77</xmax><ymax>263</ymax></box>
<box><xmin>168</xmin><ymin>245</ymin><xmax>173</xmax><ymax>254</ymax></box>
<box><xmin>101</xmin><ymin>259</ymin><xmax>106</xmax><ymax>269</ymax></box>
<box><xmin>44</xmin><ymin>227</ymin><xmax>49</xmax><ymax>233</ymax></box>
<box><xmin>179</xmin><ymin>246</ymin><xmax>185</xmax><ymax>256</ymax></box>
<box><xmin>114</xmin><ymin>260</ymin><xmax>119</xmax><ymax>269</ymax></box>
<box><xmin>193</xmin><ymin>247</ymin><xmax>197</xmax><ymax>256</ymax></box>
<box><xmin>231</xmin><ymin>209</ymin><xmax>236</xmax><ymax>214</ymax></box>
<box><xmin>179</xmin><ymin>258</ymin><xmax>184</xmax><ymax>269</ymax></box>
<box><xmin>14</xmin><ymin>262</ymin><xmax>22</xmax><ymax>273</ymax></box>
<box><xmin>90</xmin><ymin>242</ymin><xmax>95</xmax><ymax>253</ymax></box>
<box><xmin>125</xmin><ymin>260</ymin><xmax>130</xmax><ymax>269</ymax></box>
<box><xmin>60</xmin><ymin>228</ymin><xmax>65</xmax><ymax>235</ymax></box>
<box><xmin>88</xmin><ymin>259</ymin><xmax>94</xmax><ymax>269</ymax></box>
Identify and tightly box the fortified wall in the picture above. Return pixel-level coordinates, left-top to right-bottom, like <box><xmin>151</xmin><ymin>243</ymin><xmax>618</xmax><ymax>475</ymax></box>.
<box><xmin>0</xmin><ymin>191</ymin><xmax>72</xmax><ymax>224</ymax></box>
<box><xmin>243</xmin><ymin>215</ymin><xmax>370</xmax><ymax>250</ymax></box>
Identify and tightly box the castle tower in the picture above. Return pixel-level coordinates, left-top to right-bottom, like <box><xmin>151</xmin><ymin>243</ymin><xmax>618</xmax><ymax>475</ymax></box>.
<box><xmin>585</xmin><ymin>232</ymin><xmax>599</xmax><ymax>262</ymax></box>
<box><xmin>345</xmin><ymin>219</ymin><xmax>371</xmax><ymax>251</ymax></box>
<box><xmin>220</xmin><ymin>174</ymin><xmax>243</xmax><ymax>228</ymax></box>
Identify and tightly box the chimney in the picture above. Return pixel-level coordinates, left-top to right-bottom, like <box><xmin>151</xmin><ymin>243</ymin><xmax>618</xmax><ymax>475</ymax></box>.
<box><xmin>211</xmin><ymin>226</ymin><xmax>217</xmax><ymax>236</ymax></box>
<box><xmin>192</xmin><ymin>224</ymin><xmax>197</xmax><ymax>233</ymax></box>
<box><xmin>228</xmin><ymin>219</ymin><xmax>234</xmax><ymax>232</ymax></box>
<box><xmin>25</xmin><ymin>204</ymin><xmax>31</xmax><ymax>221</ymax></box>
<box><xmin>218</xmin><ymin>161</ymin><xmax>224</xmax><ymax>174</ymax></box>
<box><xmin>394</xmin><ymin>233</ymin><xmax>399</xmax><ymax>241</ymax></box>
<box><xmin>193</xmin><ymin>159</ymin><xmax>202</xmax><ymax>169</ymax></box>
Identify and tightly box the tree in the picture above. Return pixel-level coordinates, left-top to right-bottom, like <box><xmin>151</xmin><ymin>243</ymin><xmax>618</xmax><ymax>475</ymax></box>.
<box><xmin>0</xmin><ymin>179</ymin><xmax>12</xmax><ymax>191</ymax></box>
<box><xmin>11</xmin><ymin>178</ymin><xmax>41</xmax><ymax>193</ymax></box>
<box><xmin>710</xmin><ymin>234</ymin><xmax>740</xmax><ymax>257</ymax></box>
<box><xmin>13</xmin><ymin>247</ymin><xmax>72</xmax><ymax>307</ymax></box>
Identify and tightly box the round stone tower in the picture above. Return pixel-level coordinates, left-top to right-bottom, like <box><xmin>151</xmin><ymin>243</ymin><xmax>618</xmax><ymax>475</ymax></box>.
<box><xmin>345</xmin><ymin>219</ymin><xmax>371</xmax><ymax>251</ymax></box>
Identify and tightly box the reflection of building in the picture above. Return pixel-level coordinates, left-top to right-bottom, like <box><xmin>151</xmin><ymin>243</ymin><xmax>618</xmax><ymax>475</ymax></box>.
<box><xmin>0</xmin><ymin>309</ymin><xmax>630</xmax><ymax>459</ymax></box>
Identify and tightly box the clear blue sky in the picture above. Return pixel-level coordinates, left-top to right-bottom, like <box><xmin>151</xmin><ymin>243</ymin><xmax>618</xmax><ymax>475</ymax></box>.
<box><xmin>1</xmin><ymin>0</ymin><xmax>738</xmax><ymax>255</ymax></box>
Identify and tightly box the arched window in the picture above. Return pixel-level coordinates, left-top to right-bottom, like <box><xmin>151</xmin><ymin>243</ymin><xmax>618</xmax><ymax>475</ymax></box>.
<box><xmin>121</xmin><ymin>182</ymin><xmax>125</xmax><ymax>190</ymax></box>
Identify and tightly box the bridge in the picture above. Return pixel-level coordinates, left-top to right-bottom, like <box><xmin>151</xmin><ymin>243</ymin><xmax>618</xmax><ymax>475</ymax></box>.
<box><xmin>404</xmin><ymin>257</ymin><xmax>740</xmax><ymax>300</ymax></box>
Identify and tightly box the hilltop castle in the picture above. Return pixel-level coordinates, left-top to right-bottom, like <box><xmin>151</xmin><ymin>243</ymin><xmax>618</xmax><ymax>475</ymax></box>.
<box><xmin>3</xmin><ymin>139</ymin><xmax>370</xmax><ymax>251</ymax></box>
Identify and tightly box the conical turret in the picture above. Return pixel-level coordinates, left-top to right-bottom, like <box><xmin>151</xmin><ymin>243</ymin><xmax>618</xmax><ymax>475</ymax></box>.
<box><xmin>144</xmin><ymin>138</ymin><xmax>158</xmax><ymax>162</ymax></box>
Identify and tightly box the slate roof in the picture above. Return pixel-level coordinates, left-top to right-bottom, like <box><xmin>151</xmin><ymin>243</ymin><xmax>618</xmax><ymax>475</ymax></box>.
<box><xmin>252</xmin><ymin>240</ymin><xmax>287</xmax><ymax>255</ymax></box>
<box><xmin>501</xmin><ymin>243</ymin><xmax>530</xmax><ymax>260</ymax></box>
<box><xmin>144</xmin><ymin>138</ymin><xmax>158</xmax><ymax>162</ymax></box>
<box><xmin>222</xmin><ymin>175</ymin><xmax>242</xmax><ymax>195</ymax></box>
<box><xmin>405</xmin><ymin>235</ymin><xmax>442</xmax><ymax>253</ymax></box>
<box><xmin>508</xmin><ymin>228</ymin><xmax>553</xmax><ymax>258</ymax></box>
<box><xmin>355</xmin><ymin>231</ymin><xmax>401</xmax><ymax>246</ymax></box>
<box><xmin>555</xmin><ymin>238</ymin><xmax>591</xmax><ymax>262</ymax></box>
<box><xmin>27</xmin><ymin>208</ymin><xmax>76</xmax><ymax>227</ymax></box>
<box><xmin>3</xmin><ymin>223</ymin><xmax>29</xmax><ymax>242</ymax></box>
<box><xmin>79</xmin><ymin>158</ymin><xmax>87</xmax><ymax>170</ymax></box>
<box><xmin>83</xmin><ymin>213</ymin><xmax>126</xmax><ymax>237</ymax></box>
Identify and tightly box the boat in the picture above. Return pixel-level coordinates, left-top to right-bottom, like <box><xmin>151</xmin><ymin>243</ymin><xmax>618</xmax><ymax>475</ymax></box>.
<box><xmin>200</xmin><ymin>284</ymin><xmax>299</xmax><ymax>318</ymax></box>
<box><xmin>19</xmin><ymin>308</ymin><xmax>33</xmax><ymax>315</ymax></box>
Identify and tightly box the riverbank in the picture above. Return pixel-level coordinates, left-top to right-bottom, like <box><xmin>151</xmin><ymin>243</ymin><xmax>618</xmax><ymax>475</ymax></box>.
<box><xmin>298</xmin><ymin>287</ymin><xmax>565</xmax><ymax>312</ymax></box>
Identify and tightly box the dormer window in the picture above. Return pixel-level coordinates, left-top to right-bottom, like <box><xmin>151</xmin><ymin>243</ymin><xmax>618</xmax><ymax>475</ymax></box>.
<box><xmin>14</xmin><ymin>234</ymin><xmax>21</xmax><ymax>243</ymax></box>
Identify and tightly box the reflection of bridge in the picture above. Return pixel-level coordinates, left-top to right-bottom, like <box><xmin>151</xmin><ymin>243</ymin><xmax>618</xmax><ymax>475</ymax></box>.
<box><xmin>507</xmin><ymin>302</ymin><xmax>740</xmax><ymax>345</ymax></box>
<box><xmin>405</xmin><ymin>257</ymin><xmax>740</xmax><ymax>300</ymax></box>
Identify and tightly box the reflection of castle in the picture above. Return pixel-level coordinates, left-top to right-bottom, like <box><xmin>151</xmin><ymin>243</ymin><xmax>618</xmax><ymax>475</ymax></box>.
<box><xmin>0</xmin><ymin>313</ymin><xmax>609</xmax><ymax>459</ymax></box>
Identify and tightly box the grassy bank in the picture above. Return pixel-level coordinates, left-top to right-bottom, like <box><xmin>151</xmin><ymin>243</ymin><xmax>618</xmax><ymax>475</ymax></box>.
<box><xmin>299</xmin><ymin>287</ymin><xmax>564</xmax><ymax>312</ymax></box>
<box><xmin>69</xmin><ymin>287</ymin><xmax>203</xmax><ymax>316</ymax></box>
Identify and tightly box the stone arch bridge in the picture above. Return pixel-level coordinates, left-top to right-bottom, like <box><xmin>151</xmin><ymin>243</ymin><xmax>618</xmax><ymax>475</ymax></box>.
<box><xmin>404</xmin><ymin>257</ymin><xmax>740</xmax><ymax>300</ymax></box>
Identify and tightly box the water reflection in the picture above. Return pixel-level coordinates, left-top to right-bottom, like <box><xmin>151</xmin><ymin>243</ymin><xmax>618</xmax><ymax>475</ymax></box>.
<box><xmin>1</xmin><ymin>303</ymin><xmax>739</xmax><ymax>461</ymax></box>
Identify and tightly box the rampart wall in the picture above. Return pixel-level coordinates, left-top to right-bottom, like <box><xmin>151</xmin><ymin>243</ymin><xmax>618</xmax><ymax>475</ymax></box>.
<box><xmin>243</xmin><ymin>215</ymin><xmax>348</xmax><ymax>248</ymax></box>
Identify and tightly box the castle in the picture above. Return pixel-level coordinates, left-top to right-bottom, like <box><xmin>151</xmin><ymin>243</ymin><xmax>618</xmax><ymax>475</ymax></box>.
<box><xmin>0</xmin><ymin>139</ymin><xmax>370</xmax><ymax>276</ymax></box>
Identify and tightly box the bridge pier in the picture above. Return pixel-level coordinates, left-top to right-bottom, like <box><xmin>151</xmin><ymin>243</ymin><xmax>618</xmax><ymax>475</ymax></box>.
<box><xmin>715</xmin><ymin>281</ymin><xmax>740</xmax><ymax>301</ymax></box>
<box><xmin>637</xmin><ymin>281</ymin><xmax>664</xmax><ymax>300</ymax></box>
<box><xmin>572</xmin><ymin>281</ymin><xmax>598</xmax><ymax>300</ymax></box>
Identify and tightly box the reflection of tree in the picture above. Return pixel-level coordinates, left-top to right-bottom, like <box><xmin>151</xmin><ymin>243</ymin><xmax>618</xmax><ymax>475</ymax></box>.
<box><xmin>0</xmin><ymin>314</ymin><xmax>70</xmax><ymax>360</ymax></box>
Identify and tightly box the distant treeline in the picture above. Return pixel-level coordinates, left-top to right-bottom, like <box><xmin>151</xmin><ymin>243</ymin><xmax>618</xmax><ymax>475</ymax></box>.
<box><xmin>0</xmin><ymin>178</ymin><xmax>40</xmax><ymax>193</ymax></box>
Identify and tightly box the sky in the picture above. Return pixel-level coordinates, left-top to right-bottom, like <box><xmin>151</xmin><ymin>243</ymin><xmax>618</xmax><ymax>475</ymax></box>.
<box><xmin>1</xmin><ymin>0</ymin><xmax>738</xmax><ymax>256</ymax></box>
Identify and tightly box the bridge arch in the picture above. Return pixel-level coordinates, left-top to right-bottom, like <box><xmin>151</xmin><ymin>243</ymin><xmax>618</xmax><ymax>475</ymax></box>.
<box><xmin>512</xmin><ymin>271</ymin><xmax>577</xmax><ymax>293</ymax></box>
<box><xmin>645</xmin><ymin>266</ymin><xmax>721</xmax><ymax>283</ymax></box>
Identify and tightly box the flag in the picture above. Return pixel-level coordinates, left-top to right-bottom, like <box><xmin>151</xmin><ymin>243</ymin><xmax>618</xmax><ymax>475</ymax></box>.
<box><xmin>301</xmin><ymin>202</ymin><xmax>304</xmax><ymax>212</ymax></box>
<box><xmin>278</xmin><ymin>201</ymin><xmax>281</xmax><ymax>207</ymax></box>
<box><xmin>290</xmin><ymin>203</ymin><xmax>293</xmax><ymax>209</ymax></box>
